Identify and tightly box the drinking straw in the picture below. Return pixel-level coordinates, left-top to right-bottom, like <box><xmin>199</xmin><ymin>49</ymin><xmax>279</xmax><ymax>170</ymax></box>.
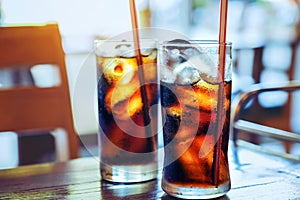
<box><xmin>212</xmin><ymin>0</ymin><xmax>229</xmax><ymax>186</ymax></box>
<box><xmin>129</xmin><ymin>0</ymin><xmax>153</xmax><ymax>144</ymax></box>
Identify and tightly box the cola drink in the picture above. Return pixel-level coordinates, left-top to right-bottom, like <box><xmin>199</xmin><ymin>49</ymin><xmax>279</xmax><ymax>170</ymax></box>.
<box><xmin>95</xmin><ymin>40</ymin><xmax>158</xmax><ymax>183</ymax></box>
<box><xmin>160</xmin><ymin>40</ymin><xmax>232</xmax><ymax>199</ymax></box>
<box><xmin>161</xmin><ymin>80</ymin><xmax>231</xmax><ymax>185</ymax></box>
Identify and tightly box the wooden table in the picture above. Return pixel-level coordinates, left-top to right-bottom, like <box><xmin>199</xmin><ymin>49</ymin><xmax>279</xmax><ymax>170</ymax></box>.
<box><xmin>1</xmin><ymin>143</ymin><xmax>300</xmax><ymax>200</ymax></box>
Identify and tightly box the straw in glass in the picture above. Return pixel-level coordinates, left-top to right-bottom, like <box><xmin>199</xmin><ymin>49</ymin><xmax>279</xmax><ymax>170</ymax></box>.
<box><xmin>212</xmin><ymin>0</ymin><xmax>229</xmax><ymax>186</ymax></box>
<box><xmin>129</xmin><ymin>0</ymin><xmax>153</xmax><ymax>147</ymax></box>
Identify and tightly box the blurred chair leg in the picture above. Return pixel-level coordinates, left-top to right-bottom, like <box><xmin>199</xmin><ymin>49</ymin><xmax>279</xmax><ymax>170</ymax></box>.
<box><xmin>284</xmin><ymin>141</ymin><xmax>293</xmax><ymax>154</ymax></box>
<box><xmin>65</xmin><ymin>123</ymin><xmax>79</xmax><ymax>159</ymax></box>
<box><xmin>51</xmin><ymin>128</ymin><xmax>69</xmax><ymax>162</ymax></box>
<box><xmin>232</xmin><ymin>127</ymin><xmax>238</xmax><ymax>148</ymax></box>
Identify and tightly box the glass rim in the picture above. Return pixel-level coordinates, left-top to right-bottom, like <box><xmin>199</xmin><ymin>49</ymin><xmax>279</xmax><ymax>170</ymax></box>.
<box><xmin>161</xmin><ymin>40</ymin><xmax>232</xmax><ymax>47</ymax></box>
<box><xmin>94</xmin><ymin>38</ymin><xmax>157</xmax><ymax>44</ymax></box>
<box><xmin>94</xmin><ymin>39</ymin><xmax>158</xmax><ymax>50</ymax></box>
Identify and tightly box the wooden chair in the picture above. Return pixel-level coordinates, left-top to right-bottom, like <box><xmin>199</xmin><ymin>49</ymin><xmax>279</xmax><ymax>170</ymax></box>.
<box><xmin>232</xmin><ymin>40</ymin><xmax>300</xmax><ymax>160</ymax></box>
<box><xmin>0</xmin><ymin>23</ymin><xmax>79</xmax><ymax>161</ymax></box>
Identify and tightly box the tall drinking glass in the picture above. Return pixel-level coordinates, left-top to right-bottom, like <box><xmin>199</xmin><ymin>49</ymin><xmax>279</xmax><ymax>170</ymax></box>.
<box><xmin>159</xmin><ymin>40</ymin><xmax>232</xmax><ymax>199</ymax></box>
<box><xmin>95</xmin><ymin>39</ymin><xmax>158</xmax><ymax>183</ymax></box>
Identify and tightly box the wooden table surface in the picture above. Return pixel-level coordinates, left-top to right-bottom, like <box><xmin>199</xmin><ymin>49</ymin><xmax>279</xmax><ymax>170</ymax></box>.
<box><xmin>0</xmin><ymin>143</ymin><xmax>300</xmax><ymax>200</ymax></box>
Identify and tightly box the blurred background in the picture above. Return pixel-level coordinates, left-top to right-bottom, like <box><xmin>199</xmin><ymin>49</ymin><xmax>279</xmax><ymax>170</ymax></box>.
<box><xmin>0</xmin><ymin>0</ymin><xmax>300</xmax><ymax>169</ymax></box>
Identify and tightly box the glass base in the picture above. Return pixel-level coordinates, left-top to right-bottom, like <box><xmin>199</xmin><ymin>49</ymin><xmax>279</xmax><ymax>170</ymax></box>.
<box><xmin>101</xmin><ymin>162</ymin><xmax>158</xmax><ymax>183</ymax></box>
<box><xmin>162</xmin><ymin>179</ymin><xmax>230</xmax><ymax>199</ymax></box>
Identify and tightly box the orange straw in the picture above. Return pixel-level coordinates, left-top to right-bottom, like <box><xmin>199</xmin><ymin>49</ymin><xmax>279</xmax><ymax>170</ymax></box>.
<box><xmin>129</xmin><ymin>0</ymin><xmax>143</xmax><ymax>70</ymax></box>
<box><xmin>129</xmin><ymin>0</ymin><xmax>152</xmax><ymax>136</ymax></box>
<box><xmin>212</xmin><ymin>0</ymin><xmax>229</xmax><ymax>186</ymax></box>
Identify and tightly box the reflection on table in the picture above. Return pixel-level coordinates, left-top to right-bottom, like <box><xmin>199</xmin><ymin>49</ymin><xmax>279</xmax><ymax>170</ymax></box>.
<box><xmin>0</xmin><ymin>142</ymin><xmax>300</xmax><ymax>199</ymax></box>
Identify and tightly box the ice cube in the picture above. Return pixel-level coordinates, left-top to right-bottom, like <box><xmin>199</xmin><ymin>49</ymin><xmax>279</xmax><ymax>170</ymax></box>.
<box><xmin>161</xmin><ymin>39</ymin><xmax>222</xmax><ymax>85</ymax></box>
<box><xmin>171</xmin><ymin>46</ymin><xmax>218</xmax><ymax>85</ymax></box>
<box><xmin>176</xmin><ymin>141</ymin><xmax>205</xmax><ymax>181</ymax></box>
<box><xmin>182</xmin><ymin>47</ymin><xmax>200</xmax><ymax>58</ymax></box>
<box><xmin>112</xmin><ymin>120</ymin><xmax>148</xmax><ymax>153</ymax></box>
<box><xmin>183</xmin><ymin>45</ymin><xmax>223</xmax><ymax>84</ymax></box>
<box><xmin>172</xmin><ymin>82</ymin><xmax>218</xmax><ymax>112</ymax></box>
<box><xmin>141</xmin><ymin>48</ymin><xmax>156</xmax><ymax>57</ymax></box>
<box><xmin>165</xmin><ymin>39</ymin><xmax>191</xmax><ymax>65</ymax></box>
<box><xmin>115</xmin><ymin>42</ymin><xmax>135</xmax><ymax>58</ymax></box>
<box><xmin>195</xmin><ymin>80</ymin><xmax>231</xmax><ymax>112</ymax></box>
<box><xmin>160</xmin><ymin>65</ymin><xmax>177</xmax><ymax>84</ymax></box>
<box><xmin>142</xmin><ymin>61</ymin><xmax>157</xmax><ymax>82</ymax></box>
<box><xmin>127</xmin><ymin>90</ymin><xmax>143</xmax><ymax>118</ymax></box>
<box><xmin>177</xmin><ymin>142</ymin><xmax>199</xmax><ymax>164</ymax></box>
<box><xmin>174</xmin><ymin>62</ymin><xmax>201</xmax><ymax>85</ymax></box>
<box><xmin>188</xmin><ymin>56</ymin><xmax>218</xmax><ymax>82</ymax></box>
<box><xmin>159</xmin><ymin>47</ymin><xmax>183</xmax><ymax>83</ymax></box>
<box><xmin>105</xmin><ymin>81</ymin><xmax>142</xmax><ymax>119</ymax></box>
<box><xmin>169</xmin><ymin>48</ymin><xmax>187</xmax><ymax>64</ymax></box>
<box><xmin>103</xmin><ymin>58</ymin><xmax>135</xmax><ymax>84</ymax></box>
<box><xmin>147</xmin><ymin>49</ymin><xmax>157</xmax><ymax>61</ymax></box>
<box><xmin>177</xmin><ymin>135</ymin><xmax>215</xmax><ymax>182</ymax></box>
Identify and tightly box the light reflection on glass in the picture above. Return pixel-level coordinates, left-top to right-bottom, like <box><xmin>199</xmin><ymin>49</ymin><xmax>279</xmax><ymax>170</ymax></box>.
<box><xmin>101</xmin><ymin>180</ymin><xmax>157</xmax><ymax>199</ymax></box>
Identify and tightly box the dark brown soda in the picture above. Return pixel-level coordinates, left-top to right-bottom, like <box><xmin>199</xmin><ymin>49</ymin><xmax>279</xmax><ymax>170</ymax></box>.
<box><xmin>97</xmin><ymin>56</ymin><xmax>158</xmax><ymax>166</ymax></box>
<box><xmin>161</xmin><ymin>80</ymin><xmax>231</xmax><ymax>187</ymax></box>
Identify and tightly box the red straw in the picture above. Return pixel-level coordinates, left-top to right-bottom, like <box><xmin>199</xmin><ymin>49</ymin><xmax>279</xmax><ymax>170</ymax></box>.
<box><xmin>129</xmin><ymin>0</ymin><xmax>152</xmax><ymax>134</ymax></box>
<box><xmin>129</xmin><ymin>0</ymin><xmax>143</xmax><ymax>69</ymax></box>
<box><xmin>212</xmin><ymin>0</ymin><xmax>229</xmax><ymax>186</ymax></box>
<box><xmin>219</xmin><ymin>0</ymin><xmax>228</xmax><ymax>46</ymax></box>
<box><xmin>218</xmin><ymin>0</ymin><xmax>229</xmax><ymax>79</ymax></box>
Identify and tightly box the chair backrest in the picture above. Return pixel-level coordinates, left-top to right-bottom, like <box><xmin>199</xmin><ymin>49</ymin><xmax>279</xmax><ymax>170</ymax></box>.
<box><xmin>0</xmin><ymin>23</ymin><xmax>79</xmax><ymax>160</ymax></box>
<box><xmin>233</xmin><ymin>41</ymin><xmax>299</xmax><ymax>151</ymax></box>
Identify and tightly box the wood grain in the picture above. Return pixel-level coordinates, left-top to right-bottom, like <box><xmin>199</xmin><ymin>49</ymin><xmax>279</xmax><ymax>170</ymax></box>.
<box><xmin>0</xmin><ymin>144</ymin><xmax>300</xmax><ymax>199</ymax></box>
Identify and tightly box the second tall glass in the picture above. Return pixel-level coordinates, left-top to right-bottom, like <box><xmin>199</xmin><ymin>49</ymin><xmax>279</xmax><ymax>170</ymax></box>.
<box><xmin>159</xmin><ymin>40</ymin><xmax>232</xmax><ymax>199</ymax></box>
<box><xmin>95</xmin><ymin>39</ymin><xmax>158</xmax><ymax>183</ymax></box>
